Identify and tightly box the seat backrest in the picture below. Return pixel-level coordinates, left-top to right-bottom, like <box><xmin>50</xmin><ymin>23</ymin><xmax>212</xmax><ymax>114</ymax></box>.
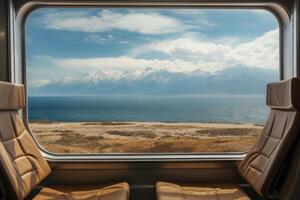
<box><xmin>0</xmin><ymin>81</ymin><xmax>51</xmax><ymax>200</ymax></box>
<box><xmin>238</xmin><ymin>78</ymin><xmax>300</xmax><ymax>197</ymax></box>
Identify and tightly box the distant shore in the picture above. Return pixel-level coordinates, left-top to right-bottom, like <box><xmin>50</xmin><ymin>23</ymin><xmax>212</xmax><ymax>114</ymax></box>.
<box><xmin>30</xmin><ymin>119</ymin><xmax>264</xmax><ymax>125</ymax></box>
<box><xmin>30</xmin><ymin>121</ymin><xmax>262</xmax><ymax>153</ymax></box>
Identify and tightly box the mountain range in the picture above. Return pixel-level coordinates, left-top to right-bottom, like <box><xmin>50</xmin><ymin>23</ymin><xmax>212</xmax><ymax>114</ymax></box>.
<box><xmin>29</xmin><ymin>65</ymin><xmax>278</xmax><ymax>95</ymax></box>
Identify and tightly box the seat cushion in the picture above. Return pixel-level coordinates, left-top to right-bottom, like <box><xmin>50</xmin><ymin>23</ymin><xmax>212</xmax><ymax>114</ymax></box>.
<box><xmin>33</xmin><ymin>182</ymin><xmax>129</xmax><ymax>200</ymax></box>
<box><xmin>156</xmin><ymin>182</ymin><xmax>250</xmax><ymax>200</ymax></box>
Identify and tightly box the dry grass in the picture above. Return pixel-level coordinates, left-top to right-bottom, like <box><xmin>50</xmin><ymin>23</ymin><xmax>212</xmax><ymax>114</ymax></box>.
<box><xmin>81</xmin><ymin>122</ymin><xmax>132</xmax><ymax>126</ymax></box>
<box><xmin>195</xmin><ymin>128</ymin><xmax>261</xmax><ymax>137</ymax></box>
<box><xmin>107</xmin><ymin>130</ymin><xmax>157</xmax><ymax>139</ymax></box>
<box><xmin>30</xmin><ymin>121</ymin><xmax>262</xmax><ymax>154</ymax></box>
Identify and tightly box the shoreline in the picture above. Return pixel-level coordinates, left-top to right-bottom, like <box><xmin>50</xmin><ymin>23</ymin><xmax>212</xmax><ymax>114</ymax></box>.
<box><xmin>30</xmin><ymin>120</ymin><xmax>264</xmax><ymax>126</ymax></box>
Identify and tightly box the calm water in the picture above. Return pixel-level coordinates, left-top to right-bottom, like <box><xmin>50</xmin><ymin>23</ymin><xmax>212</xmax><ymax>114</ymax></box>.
<box><xmin>28</xmin><ymin>95</ymin><xmax>268</xmax><ymax>124</ymax></box>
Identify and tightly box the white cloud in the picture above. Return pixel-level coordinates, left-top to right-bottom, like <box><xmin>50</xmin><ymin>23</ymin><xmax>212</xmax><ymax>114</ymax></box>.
<box><xmin>40</xmin><ymin>9</ymin><xmax>184</xmax><ymax>35</ymax></box>
<box><xmin>29</xmin><ymin>28</ymin><xmax>279</xmax><ymax>82</ymax></box>
<box><xmin>227</xmin><ymin>29</ymin><xmax>279</xmax><ymax>69</ymax></box>
<box><xmin>131</xmin><ymin>28</ymin><xmax>279</xmax><ymax>70</ymax></box>
<box><xmin>84</xmin><ymin>34</ymin><xmax>113</xmax><ymax>44</ymax></box>
<box><xmin>28</xmin><ymin>79</ymin><xmax>50</xmax><ymax>87</ymax></box>
<box><xmin>54</xmin><ymin>56</ymin><xmax>205</xmax><ymax>73</ymax></box>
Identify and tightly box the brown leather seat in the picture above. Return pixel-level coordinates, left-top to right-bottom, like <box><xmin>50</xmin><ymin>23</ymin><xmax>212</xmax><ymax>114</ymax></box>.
<box><xmin>0</xmin><ymin>81</ymin><xmax>129</xmax><ymax>200</ymax></box>
<box><xmin>33</xmin><ymin>183</ymin><xmax>129</xmax><ymax>200</ymax></box>
<box><xmin>156</xmin><ymin>78</ymin><xmax>300</xmax><ymax>200</ymax></box>
<box><xmin>156</xmin><ymin>182</ymin><xmax>250</xmax><ymax>200</ymax></box>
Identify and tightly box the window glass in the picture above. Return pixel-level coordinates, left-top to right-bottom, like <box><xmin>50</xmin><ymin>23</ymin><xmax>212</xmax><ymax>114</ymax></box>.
<box><xmin>26</xmin><ymin>8</ymin><xmax>279</xmax><ymax>154</ymax></box>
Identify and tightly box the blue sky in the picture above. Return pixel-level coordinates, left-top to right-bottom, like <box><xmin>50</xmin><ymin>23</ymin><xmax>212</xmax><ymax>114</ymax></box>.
<box><xmin>26</xmin><ymin>8</ymin><xmax>279</xmax><ymax>87</ymax></box>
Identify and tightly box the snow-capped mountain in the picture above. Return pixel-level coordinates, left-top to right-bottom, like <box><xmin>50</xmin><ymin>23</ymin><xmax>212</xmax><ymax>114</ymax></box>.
<box><xmin>29</xmin><ymin>66</ymin><xmax>277</xmax><ymax>95</ymax></box>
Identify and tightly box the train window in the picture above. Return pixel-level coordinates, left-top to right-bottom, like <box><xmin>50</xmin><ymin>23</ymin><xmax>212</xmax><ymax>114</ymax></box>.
<box><xmin>26</xmin><ymin>8</ymin><xmax>279</xmax><ymax>154</ymax></box>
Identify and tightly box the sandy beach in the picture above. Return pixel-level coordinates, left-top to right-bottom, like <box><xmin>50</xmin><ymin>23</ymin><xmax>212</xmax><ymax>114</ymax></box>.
<box><xmin>29</xmin><ymin>121</ymin><xmax>262</xmax><ymax>153</ymax></box>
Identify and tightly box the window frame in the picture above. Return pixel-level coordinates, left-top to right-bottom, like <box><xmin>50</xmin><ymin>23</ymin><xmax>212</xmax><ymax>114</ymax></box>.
<box><xmin>12</xmin><ymin>0</ymin><xmax>289</xmax><ymax>162</ymax></box>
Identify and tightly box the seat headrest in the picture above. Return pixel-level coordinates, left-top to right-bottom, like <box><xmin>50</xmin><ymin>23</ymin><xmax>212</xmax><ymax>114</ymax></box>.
<box><xmin>0</xmin><ymin>81</ymin><xmax>25</xmax><ymax>111</ymax></box>
<box><xmin>266</xmin><ymin>78</ymin><xmax>300</xmax><ymax>111</ymax></box>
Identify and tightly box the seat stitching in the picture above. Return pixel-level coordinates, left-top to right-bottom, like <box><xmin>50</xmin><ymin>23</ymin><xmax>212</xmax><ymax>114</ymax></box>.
<box><xmin>244</xmin><ymin>151</ymin><xmax>273</xmax><ymax>178</ymax></box>
<box><xmin>3</xmin><ymin>141</ymin><xmax>24</xmax><ymax>160</ymax></box>
<box><xmin>253</xmin><ymin>114</ymin><xmax>291</xmax><ymax>187</ymax></box>
<box><xmin>2</xmin><ymin>133</ymin><xmax>42</xmax><ymax>163</ymax></box>
<box><xmin>249</xmin><ymin>165</ymin><xmax>263</xmax><ymax>173</ymax></box>
<box><xmin>2</xmin><ymin>129</ymin><xmax>26</xmax><ymax>143</ymax></box>
<box><xmin>277</xmin><ymin>113</ymin><xmax>289</xmax><ymax>139</ymax></box>
<box><xmin>247</xmin><ymin>112</ymin><xmax>278</xmax><ymax>162</ymax></box>
<box><xmin>0</xmin><ymin>141</ymin><xmax>27</xmax><ymax>196</ymax></box>
<box><xmin>260</xmin><ymin>142</ymin><xmax>279</xmax><ymax>158</ymax></box>
<box><xmin>21</xmin><ymin>169</ymin><xmax>37</xmax><ymax>177</ymax></box>
<box><xmin>261</xmin><ymin>111</ymin><xmax>277</xmax><ymax>148</ymax></box>
<box><xmin>240</xmin><ymin>111</ymin><xmax>277</xmax><ymax>172</ymax></box>
<box><xmin>10</xmin><ymin>114</ymin><xmax>40</xmax><ymax>184</ymax></box>
<box><xmin>13</xmin><ymin>155</ymin><xmax>38</xmax><ymax>176</ymax></box>
<box><xmin>244</xmin><ymin>150</ymin><xmax>270</xmax><ymax>179</ymax></box>
<box><xmin>13</xmin><ymin>115</ymin><xmax>45</xmax><ymax>181</ymax></box>
<box><xmin>9</xmin><ymin>114</ymin><xmax>31</xmax><ymax>192</ymax></box>
<box><xmin>0</xmin><ymin>114</ymin><xmax>30</xmax><ymax>194</ymax></box>
<box><xmin>266</xmin><ymin>134</ymin><xmax>283</xmax><ymax>141</ymax></box>
<box><xmin>244</xmin><ymin>153</ymin><xmax>260</xmax><ymax>179</ymax></box>
<box><xmin>266</xmin><ymin>114</ymin><xmax>289</xmax><ymax>158</ymax></box>
<box><xmin>240</xmin><ymin>152</ymin><xmax>259</xmax><ymax>173</ymax></box>
<box><xmin>243</xmin><ymin>137</ymin><xmax>278</xmax><ymax>160</ymax></box>
<box><xmin>258</xmin><ymin>114</ymin><xmax>290</xmax><ymax>161</ymax></box>
<box><xmin>13</xmin><ymin>155</ymin><xmax>28</xmax><ymax>162</ymax></box>
<box><xmin>14</xmin><ymin>116</ymin><xmax>44</xmax><ymax>171</ymax></box>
